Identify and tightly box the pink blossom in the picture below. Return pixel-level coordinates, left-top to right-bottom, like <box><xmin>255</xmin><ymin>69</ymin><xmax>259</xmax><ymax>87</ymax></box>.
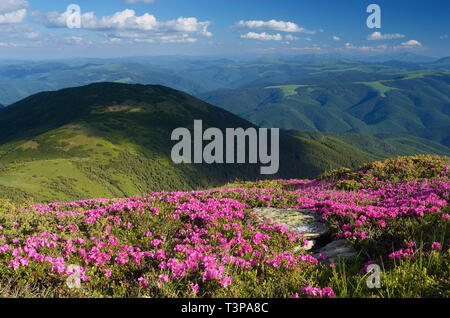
<box><xmin>220</xmin><ymin>276</ymin><xmax>232</xmax><ymax>288</ymax></box>
<box><xmin>431</xmin><ymin>242</ymin><xmax>441</xmax><ymax>251</ymax></box>
<box><xmin>190</xmin><ymin>283</ymin><xmax>199</xmax><ymax>294</ymax></box>
<box><xmin>138</xmin><ymin>277</ymin><xmax>148</xmax><ymax>287</ymax></box>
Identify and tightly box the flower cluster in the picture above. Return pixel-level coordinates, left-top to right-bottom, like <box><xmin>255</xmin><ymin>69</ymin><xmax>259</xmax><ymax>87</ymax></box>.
<box><xmin>0</xmin><ymin>155</ymin><xmax>448</xmax><ymax>298</ymax></box>
<box><xmin>290</xmin><ymin>286</ymin><xmax>335</xmax><ymax>298</ymax></box>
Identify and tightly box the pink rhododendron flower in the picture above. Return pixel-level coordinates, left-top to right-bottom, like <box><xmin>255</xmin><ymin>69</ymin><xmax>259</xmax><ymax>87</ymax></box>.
<box><xmin>220</xmin><ymin>276</ymin><xmax>232</xmax><ymax>288</ymax></box>
<box><xmin>431</xmin><ymin>242</ymin><xmax>441</xmax><ymax>250</ymax></box>
<box><xmin>138</xmin><ymin>277</ymin><xmax>148</xmax><ymax>287</ymax></box>
<box><xmin>190</xmin><ymin>283</ymin><xmax>199</xmax><ymax>294</ymax></box>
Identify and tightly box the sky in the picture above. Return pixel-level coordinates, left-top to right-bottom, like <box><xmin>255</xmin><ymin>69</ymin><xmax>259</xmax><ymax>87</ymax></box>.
<box><xmin>0</xmin><ymin>0</ymin><xmax>449</xmax><ymax>59</ymax></box>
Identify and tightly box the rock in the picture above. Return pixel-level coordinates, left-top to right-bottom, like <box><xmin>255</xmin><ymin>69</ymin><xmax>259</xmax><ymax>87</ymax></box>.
<box><xmin>253</xmin><ymin>208</ymin><xmax>329</xmax><ymax>239</ymax></box>
<box><xmin>294</xmin><ymin>239</ymin><xmax>316</xmax><ymax>252</ymax></box>
<box><xmin>314</xmin><ymin>240</ymin><xmax>358</xmax><ymax>264</ymax></box>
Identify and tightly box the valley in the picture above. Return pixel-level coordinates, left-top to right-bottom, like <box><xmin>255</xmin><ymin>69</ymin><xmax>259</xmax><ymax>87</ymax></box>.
<box><xmin>199</xmin><ymin>71</ymin><xmax>450</xmax><ymax>145</ymax></box>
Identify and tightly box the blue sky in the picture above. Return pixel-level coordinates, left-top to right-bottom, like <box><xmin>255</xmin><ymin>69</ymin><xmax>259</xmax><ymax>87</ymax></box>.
<box><xmin>0</xmin><ymin>0</ymin><xmax>449</xmax><ymax>59</ymax></box>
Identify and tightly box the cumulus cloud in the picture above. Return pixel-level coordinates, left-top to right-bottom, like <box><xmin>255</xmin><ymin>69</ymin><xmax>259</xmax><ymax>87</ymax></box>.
<box><xmin>0</xmin><ymin>8</ymin><xmax>26</xmax><ymax>24</ymax></box>
<box><xmin>367</xmin><ymin>31</ymin><xmax>405</xmax><ymax>40</ymax></box>
<box><xmin>400</xmin><ymin>40</ymin><xmax>422</xmax><ymax>47</ymax></box>
<box><xmin>240</xmin><ymin>32</ymin><xmax>282</xmax><ymax>41</ymax></box>
<box><xmin>284</xmin><ymin>34</ymin><xmax>299</xmax><ymax>41</ymax></box>
<box><xmin>0</xmin><ymin>0</ymin><xmax>28</xmax><ymax>13</ymax></box>
<box><xmin>235</xmin><ymin>19</ymin><xmax>315</xmax><ymax>34</ymax></box>
<box><xmin>0</xmin><ymin>0</ymin><xmax>28</xmax><ymax>24</ymax></box>
<box><xmin>32</xmin><ymin>8</ymin><xmax>212</xmax><ymax>44</ymax></box>
<box><xmin>394</xmin><ymin>39</ymin><xmax>422</xmax><ymax>50</ymax></box>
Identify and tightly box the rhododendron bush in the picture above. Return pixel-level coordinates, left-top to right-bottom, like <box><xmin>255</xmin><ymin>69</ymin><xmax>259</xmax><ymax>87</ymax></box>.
<box><xmin>0</xmin><ymin>155</ymin><xmax>448</xmax><ymax>298</ymax></box>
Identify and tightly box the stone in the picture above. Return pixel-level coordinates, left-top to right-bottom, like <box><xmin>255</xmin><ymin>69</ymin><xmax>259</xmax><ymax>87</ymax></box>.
<box><xmin>294</xmin><ymin>239</ymin><xmax>316</xmax><ymax>252</ymax></box>
<box><xmin>313</xmin><ymin>240</ymin><xmax>358</xmax><ymax>264</ymax></box>
<box><xmin>253</xmin><ymin>208</ymin><xmax>329</xmax><ymax>239</ymax></box>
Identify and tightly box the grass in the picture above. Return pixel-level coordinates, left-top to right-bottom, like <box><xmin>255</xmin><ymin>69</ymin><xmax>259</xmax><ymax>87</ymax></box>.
<box><xmin>0</xmin><ymin>159</ymin><xmax>118</xmax><ymax>202</ymax></box>
<box><xmin>0</xmin><ymin>155</ymin><xmax>448</xmax><ymax>298</ymax></box>
<box><xmin>357</xmin><ymin>81</ymin><xmax>397</xmax><ymax>97</ymax></box>
<box><xmin>264</xmin><ymin>85</ymin><xmax>308</xmax><ymax>97</ymax></box>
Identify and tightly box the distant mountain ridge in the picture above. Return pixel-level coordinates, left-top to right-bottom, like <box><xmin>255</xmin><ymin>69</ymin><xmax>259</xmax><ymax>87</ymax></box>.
<box><xmin>1</xmin><ymin>56</ymin><xmax>449</xmax><ymax>105</ymax></box>
<box><xmin>199</xmin><ymin>71</ymin><xmax>450</xmax><ymax>147</ymax></box>
<box><xmin>285</xmin><ymin>130</ymin><xmax>450</xmax><ymax>159</ymax></box>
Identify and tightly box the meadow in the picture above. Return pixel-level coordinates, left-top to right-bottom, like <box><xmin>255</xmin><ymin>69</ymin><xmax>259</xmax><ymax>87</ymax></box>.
<box><xmin>0</xmin><ymin>155</ymin><xmax>448</xmax><ymax>298</ymax></box>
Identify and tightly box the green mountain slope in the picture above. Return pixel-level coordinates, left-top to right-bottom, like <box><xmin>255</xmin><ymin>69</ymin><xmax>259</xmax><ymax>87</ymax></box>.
<box><xmin>428</xmin><ymin>56</ymin><xmax>450</xmax><ymax>70</ymax></box>
<box><xmin>199</xmin><ymin>72</ymin><xmax>450</xmax><ymax>143</ymax></box>
<box><xmin>411</xmin><ymin>125</ymin><xmax>450</xmax><ymax>147</ymax></box>
<box><xmin>0</xmin><ymin>83</ymin><xmax>374</xmax><ymax>203</ymax></box>
<box><xmin>286</xmin><ymin>130</ymin><xmax>450</xmax><ymax>159</ymax></box>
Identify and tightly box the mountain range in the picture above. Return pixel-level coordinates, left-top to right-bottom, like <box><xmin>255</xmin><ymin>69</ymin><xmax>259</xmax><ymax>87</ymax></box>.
<box><xmin>199</xmin><ymin>70</ymin><xmax>450</xmax><ymax>147</ymax></box>
<box><xmin>0</xmin><ymin>55</ymin><xmax>448</xmax><ymax>203</ymax></box>
<box><xmin>0</xmin><ymin>82</ymin><xmax>381</xmax><ymax>203</ymax></box>
<box><xmin>0</xmin><ymin>55</ymin><xmax>449</xmax><ymax>106</ymax></box>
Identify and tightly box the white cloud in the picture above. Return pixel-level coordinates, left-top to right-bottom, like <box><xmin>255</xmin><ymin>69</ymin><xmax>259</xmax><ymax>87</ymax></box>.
<box><xmin>0</xmin><ymin>0</ymin><xmax>28</xmax><ymax>13</ymax></box>
<box><xmin>285</xmin><ymin>34</ymin><xmax>299</xmax><ymax>41</ymax></box>
<box><xmin>332</xmin><ymin>36</ymin><xmax>340</xmax><ymax>41</ymax></box>
<box><xmin>24</xmin><ymin>31</ymin><xmax>39</xmax><ymax>39</ymax></box>
<box><xmin>0</xmin><ymin>23</ymin><xmax>33</xmax><ymax>39</ymax></box>
<box><xmin>35</xmin><ymin>9</ymin><xmax>211</xmax><ymax>35</ymax></box>
<box><xmin>235</xmin><ymin>19</ymin><xmax>315</xmax><ymax>34</ymax></box>
<box><xmin>240</xmin><ymin>32</ymin><xmax>282</xmax><ymax>41</ymax></box>
<box><xmin>393</xmin><ymin>40</ymin><xmax>422</xmax><ymax>50</ymax></box>
<box><xmin>0</xmin><ymin>0</ymin><xmax>28</xmax><ymax>24</ymax></box>
<box><xmin>440</xmin><ymin>35</ymin><xmax>448</xmax><ymax>39</ymax></box>
<box><xmin>367</xmin><ymin>31</ymin><xmax>405</xmax><ymax>40</ymax></box>
<box><xmin>0</xmin><ymin>8</ymin><xmax>26</xmax><ymax>24</ymax></box>
<box><xmin>400</xmin><ymin>39</ymin><xmax>422</xmax><ymax>47</ymax></box>
<box><xmin>32</xmin><ymin>8</ymin><xmax>212</xmax><ymax>44</ymax></box>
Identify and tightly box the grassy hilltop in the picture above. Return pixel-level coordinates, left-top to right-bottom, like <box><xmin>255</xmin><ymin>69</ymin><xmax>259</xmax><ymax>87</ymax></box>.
<box><xmin>0</xmin><ymin>83</ymin><xmax>376</xmax><ymax>203</ymax></box>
